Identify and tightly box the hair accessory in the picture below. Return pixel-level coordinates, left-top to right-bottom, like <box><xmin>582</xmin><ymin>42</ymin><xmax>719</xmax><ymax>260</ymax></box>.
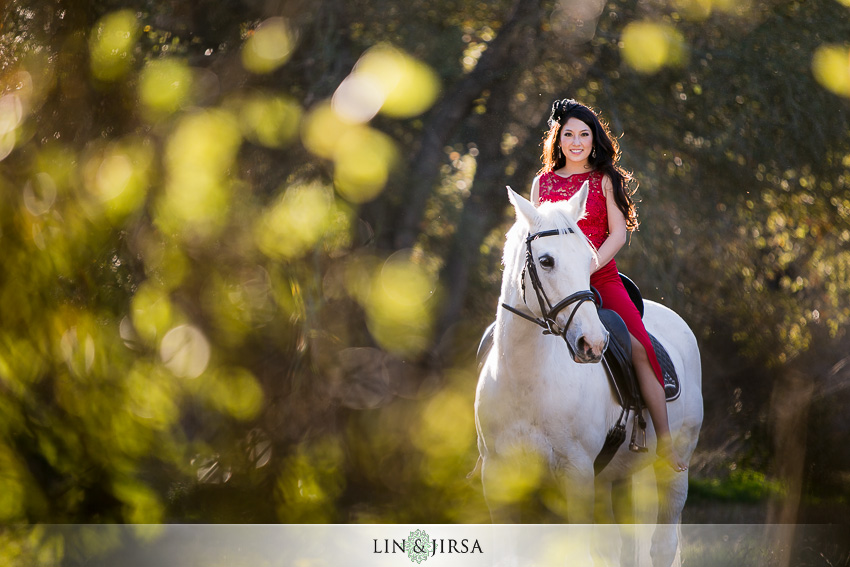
<box><xmin>547</xmin><ymin>98</ymin><xmax>581</xmax><ymax>128</ymax></box>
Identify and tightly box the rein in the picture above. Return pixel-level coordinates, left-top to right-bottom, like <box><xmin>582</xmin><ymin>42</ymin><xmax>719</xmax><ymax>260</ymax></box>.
<box><xmin>501</xmin><ymin>228</ymin><xmax>598</xmax><ymax>358</ymax></box>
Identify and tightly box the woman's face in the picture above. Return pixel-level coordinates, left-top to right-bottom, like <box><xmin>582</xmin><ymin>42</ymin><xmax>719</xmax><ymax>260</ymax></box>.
<box><xmin>559</xmin><ymin>117</ymin><xmax>594</xmax><ymax>164</ymax></box>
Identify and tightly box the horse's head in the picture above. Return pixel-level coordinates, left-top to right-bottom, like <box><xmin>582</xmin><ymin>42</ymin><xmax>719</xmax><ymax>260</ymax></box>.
<box><xmin>505</xmin><ymin>184</ymin><xmax>608</xmax><ymax>363</ymax></box>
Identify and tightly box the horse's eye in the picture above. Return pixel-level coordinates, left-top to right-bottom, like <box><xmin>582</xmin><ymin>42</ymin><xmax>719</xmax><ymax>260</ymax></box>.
<box><xmin>539</xmin><ymin>254</ymin><xmax>555</xmax><ymax>270</ymax></box>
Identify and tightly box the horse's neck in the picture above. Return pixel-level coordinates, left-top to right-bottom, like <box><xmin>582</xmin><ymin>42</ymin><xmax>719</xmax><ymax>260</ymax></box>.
<box><xmin>495</xmin><ymin>286</ymin><xmax>558</xmax><ymax>369</ymax></box>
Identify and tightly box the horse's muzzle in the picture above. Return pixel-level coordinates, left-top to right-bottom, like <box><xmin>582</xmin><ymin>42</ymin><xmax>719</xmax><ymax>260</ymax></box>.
<box><xmin>568</xmin><ymin>331</ymin><xmax>608</xmax><ymax>364</ymax></box>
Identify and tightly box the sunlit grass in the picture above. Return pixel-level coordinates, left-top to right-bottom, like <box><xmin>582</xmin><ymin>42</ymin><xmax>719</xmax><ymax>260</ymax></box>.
<box><xmin>689</xmin><ymin>469</ymin><xmax>786</xmax><ymax>502</ymax></box>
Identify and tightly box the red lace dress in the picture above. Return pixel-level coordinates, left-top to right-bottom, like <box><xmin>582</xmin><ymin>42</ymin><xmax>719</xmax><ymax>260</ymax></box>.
<box><xmin>538</xmin><ymin>170</ymin><xmax>664</xmax><ymax>386</ymax></box>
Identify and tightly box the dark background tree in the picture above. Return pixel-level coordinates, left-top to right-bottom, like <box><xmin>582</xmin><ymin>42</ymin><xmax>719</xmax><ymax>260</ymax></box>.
<box><xmin>2</xmin><ymin>0</ymin><xmax>850</xmax><ymax>557</ymax></box>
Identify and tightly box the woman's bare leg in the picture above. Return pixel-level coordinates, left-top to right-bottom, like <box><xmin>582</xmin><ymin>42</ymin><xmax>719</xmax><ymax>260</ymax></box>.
<box><xmin>630</xmin><ymin>334</ymin><xmax>688</xmax><ymax>472</ymax></box>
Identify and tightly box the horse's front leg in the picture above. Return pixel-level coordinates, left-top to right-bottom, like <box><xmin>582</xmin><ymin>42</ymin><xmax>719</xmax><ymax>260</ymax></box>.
<box><xmin>481</xmin><ymin>453</ymin><xmax>527</xmax><ymax>524</ymax></box>
<box><xmin>555</xmin><ymin>457</ymin><xmax>595</xmax><ymax>523</ymax></box>
<box><xmin>480</xmin><ymin>454</ymin><xmax>531</xmax><ymax>567</ymax></box>
<box><xmin>552</xmin><ymin>457</ymin><xmax>597</xmax><ymax>564</ymax></box>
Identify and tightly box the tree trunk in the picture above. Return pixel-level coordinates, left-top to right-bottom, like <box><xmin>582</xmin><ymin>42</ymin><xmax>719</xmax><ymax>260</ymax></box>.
<box><xmin>392</xmin><ymin>0</ymin><xmax>547</xmax><ymax>250</ymax></box>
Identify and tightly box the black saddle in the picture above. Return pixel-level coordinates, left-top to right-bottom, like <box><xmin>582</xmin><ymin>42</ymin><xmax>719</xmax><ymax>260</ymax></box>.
<box><xmin>597</xmin><ymin>274</ymin><xmax>679</xmax><ymax>406</ymax></box>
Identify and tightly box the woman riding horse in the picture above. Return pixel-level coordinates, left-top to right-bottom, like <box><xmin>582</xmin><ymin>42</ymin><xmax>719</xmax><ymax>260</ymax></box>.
<box><xmin>530</xmin><ymin>99</ymin><xmax>687</xmax><ymax>472</ymax></box>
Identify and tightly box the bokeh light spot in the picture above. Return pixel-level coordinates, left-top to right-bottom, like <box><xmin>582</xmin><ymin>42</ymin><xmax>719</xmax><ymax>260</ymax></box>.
<box><xmin>673</xmin><ymin>0</ymin><xmax>713</xmax><ymax>20</ymax></box>
<box><xmin>275</xmin><ymin>440</ymin><xmax>344</xmax><ymax>522</ymax></box>
<box><xmin>481</xmin><ymin>448</ymin><xmax>546</xmax><ymax>505</ymax></box>
<box><xmin>354</xmin><ymin>45</ymin><xmax>440</xmax><ymax>118</ymax></box>
<box><xmin>549</xmin><ymin>0</ymin><xmax>606</xmax><ymax>44</ymax></box>
<box><xmin>89</xmin><ymin>10</ymin><xmax>141</xmax><ymax>81</ymax></box>
<box><xmin>23</xmin><ymin>173</ymin><xmax>57</xmax><ymax>216</ymax></box>
<box><xmin>812</xmin><ymin>45</ymin><xmax>850</xmax><ymax>98</ymax></box>
<box><xmin>621</xmin><ymin>21</ymin><xmax>686</xmax><ymax>74</ymax></box>
<box><xmin>0</xmin><ymin>94</ymin><xmax>23</xmax><ymax>136</ymax></box>
<box><xmin>139</xmin><ymin>58</ymin><xmax>193</xmax><ymax>116</ymax></box>
<box><xmin>241</xmin><ymin>18</ymin><xmax>295</xmax><ymax>74</ymax></box>
<box><xmin>363</xmin><ymin>252</ymin><xmax>437</xmax><ymax>355</ymax></box>
<box><xmin>0</xmin><ymin>449</ymin><xmax>26</xmax><ymax>521</ymax></box>
<box><xmin>413</xmin><ymin>387</ymin><xmax>475</xmax><ymax>484</ymax></box>
<box><xmin>205</xmin><ymin>367</ymin><xmax>264</xmax><ymax>420</ymax></box>
<box><xmin>333</xmin><ymin>126</ymin><xmax>397</xmax><ymax>204</ymax></box>
<box><xmin>95</xmin><ymin>153</ymin><xmax>133</xmax><ymax>200</ymax></box>
<box><xmin>159</xmin><ymin>110</ymin><xmax>242</xmax><ymax>237</ymax></box>
<box><xmin>332</xmin><ymin>73</ymin><xmax>386</xmax><ymax>123</ymax></box>
<box><xmin>82</xmin><ymin>139</ymin><xmax>153</xmax><ymax>221</ymax></box>
<box><xmin>238</xmin><ymin>93</ymin><xmax>302</xmax><ymax>148</ymax></box>
<box><xmin>113</xmin><ymin>481</ymin><xmax>164</xmax><ymax>524</ymax></box>
<box><xmin>301</xmin><ymin>101</ymin><xmax>358</xmax><ymax>159</ymax></box>
<box><xmin>131</xmin><ymin>282</ymin><xmax>175</xmax><ymax>343</ymax></box>
<box><xmin>0</xmin><ymin>130</ymin><xmax>16</xmax><ymax>162</ymax></box>
<box><xmin>126</xmin><ymin>365</ymin><xmax>179</xmax><ymax>430</ymax></box>
<box><xmin>256</xmin><ymin>182</ymin><xmax>335</xmax><ymax>259</ymax></box>
<box><xmin>0</xmin><ymin>94</ymin><xmax>22</xmax><ymax>161</ymax></box>
<box><xmin>160</xmin><ymin>324</ymin><xmax>211</xmax><ymax>379</ymax></box>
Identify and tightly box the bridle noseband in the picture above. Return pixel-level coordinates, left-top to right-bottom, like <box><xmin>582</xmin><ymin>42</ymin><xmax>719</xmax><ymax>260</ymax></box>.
<box><xmin>501</xmin><ymin>228</ymin><xmax>601</xmax><ymax>358</ymax></box>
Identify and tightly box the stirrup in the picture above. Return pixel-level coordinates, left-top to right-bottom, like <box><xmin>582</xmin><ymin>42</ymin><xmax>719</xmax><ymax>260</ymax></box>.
<box><xmin>629</xmin><ymin>413</ymin><xmax>648</xmax><ymax>453</ymax></box>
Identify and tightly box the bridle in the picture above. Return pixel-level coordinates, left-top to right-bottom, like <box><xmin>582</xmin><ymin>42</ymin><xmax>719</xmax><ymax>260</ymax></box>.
<box><xmin>501</xmin><ymin>228</ymin><xmax>602</xmax><ymax>359</ymax></box>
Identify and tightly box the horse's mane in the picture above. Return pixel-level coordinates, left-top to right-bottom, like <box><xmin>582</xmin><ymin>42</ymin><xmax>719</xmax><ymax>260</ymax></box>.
<box><xmin>502</xmin><ymin>199</ymin><xmax>596</xmax><ymax>292</ymax></box>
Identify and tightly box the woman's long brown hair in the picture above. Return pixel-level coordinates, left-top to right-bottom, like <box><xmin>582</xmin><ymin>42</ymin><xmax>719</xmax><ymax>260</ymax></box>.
<box><xmin>540</xmin><ymin>99</ymin><xmax>639</xmax><ymax>232</ymax></box>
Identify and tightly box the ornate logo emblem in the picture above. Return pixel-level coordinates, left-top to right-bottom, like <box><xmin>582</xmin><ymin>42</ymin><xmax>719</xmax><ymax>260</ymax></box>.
<box><xmin>406</xmin><ymin>529</ymin><xmax>432</xmax><ymax>563</ymax></box>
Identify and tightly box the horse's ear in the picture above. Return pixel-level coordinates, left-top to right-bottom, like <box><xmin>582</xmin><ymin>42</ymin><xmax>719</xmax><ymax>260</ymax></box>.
<box><xmin>507</xmin><ymin>186</ymin><xmax>538</xmax><ymax>227</ymax></box>
<box><xmin>564</xmin><ymin>179</ymin><xmax>589</xmax><ymax>222</ymax></box>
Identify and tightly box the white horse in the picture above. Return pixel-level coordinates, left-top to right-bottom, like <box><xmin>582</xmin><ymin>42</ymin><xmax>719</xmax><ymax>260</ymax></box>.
<box><xmin>474</xmin><ymin>185</ymin><xmax>703</xmax><ymax>566</ymax></box>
